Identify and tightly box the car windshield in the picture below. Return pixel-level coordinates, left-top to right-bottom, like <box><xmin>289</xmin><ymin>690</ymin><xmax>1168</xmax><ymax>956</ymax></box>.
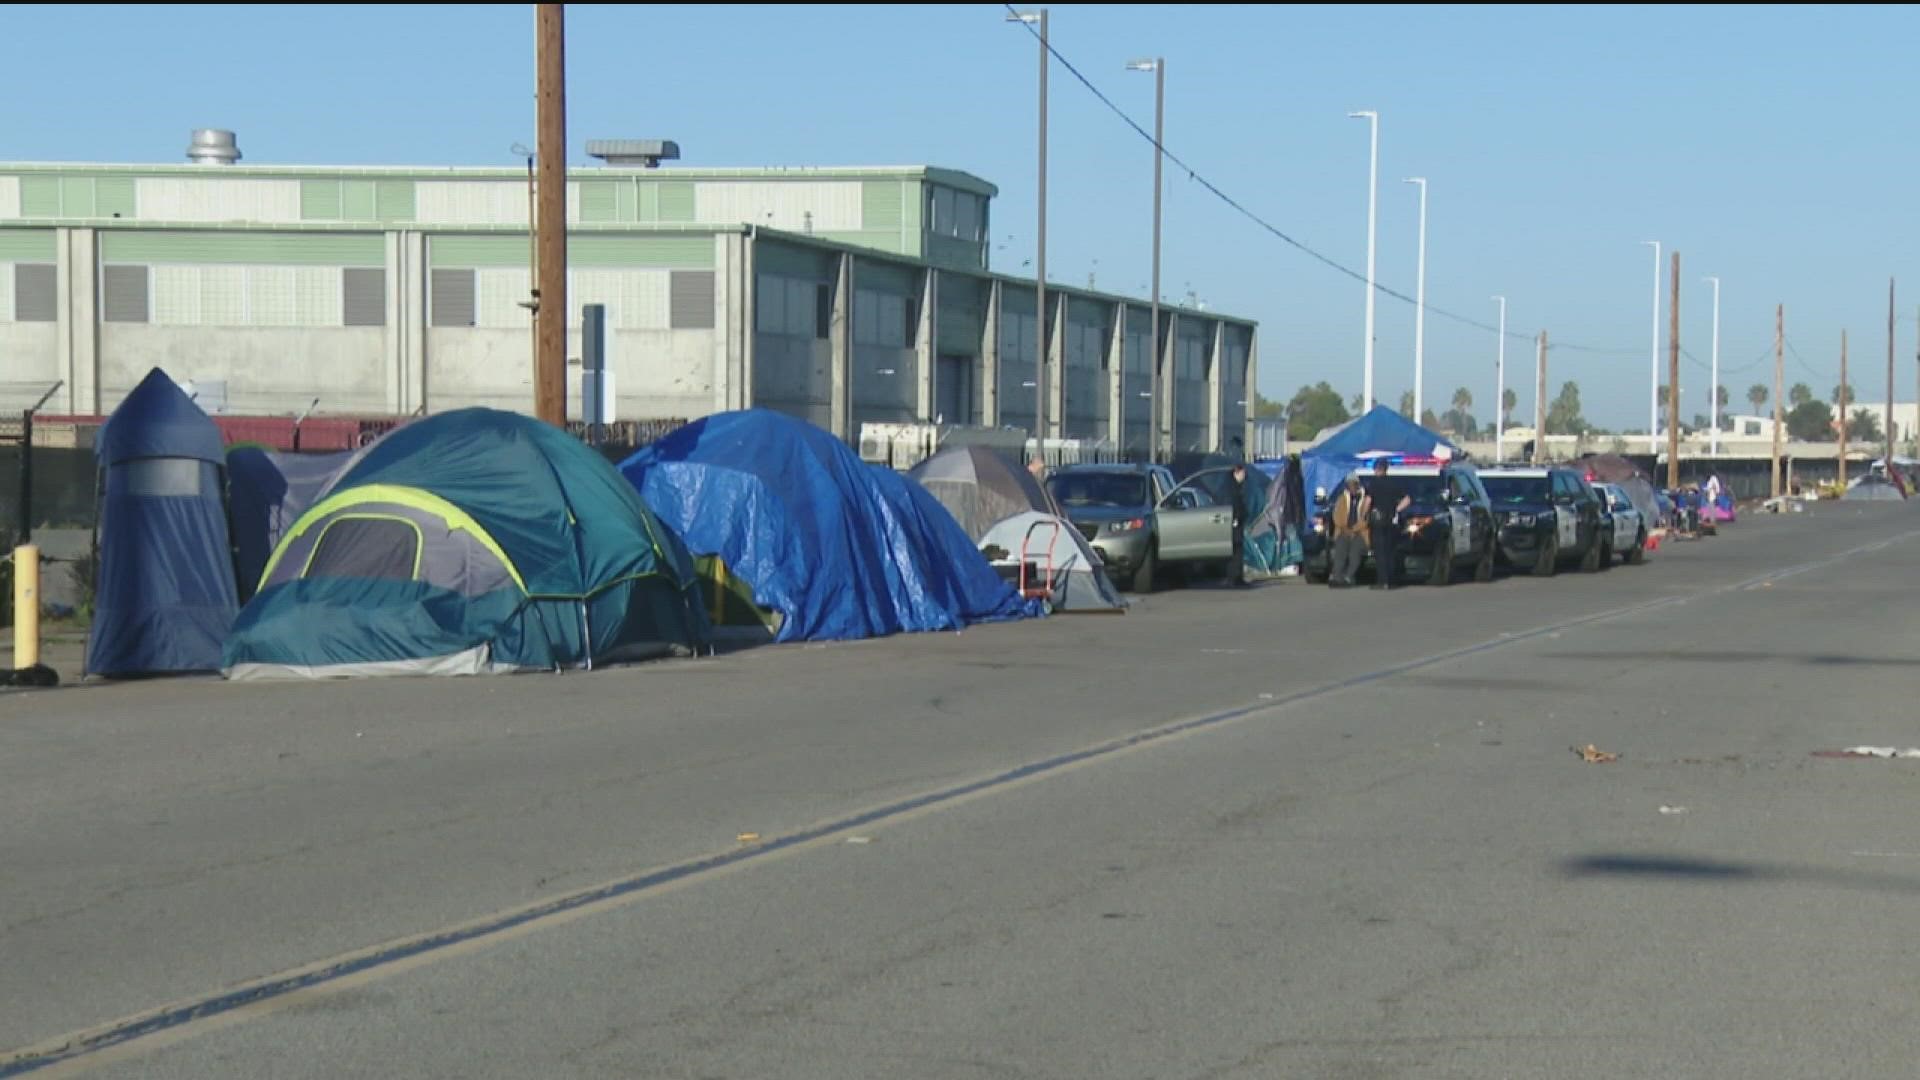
<box><xmin>1049</xmin><ymin>473</ymin><xmax>1149</xmax><ymax>509</ymax></box>
<box><xmin>1483</xmin><ymin>476</ymin><xmax>1551</xmax><ymax>504</ymax></box>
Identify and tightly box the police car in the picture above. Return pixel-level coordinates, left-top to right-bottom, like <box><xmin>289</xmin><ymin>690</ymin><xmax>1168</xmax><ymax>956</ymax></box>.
<box><xmin>1479</xmin><ymin>465</ymin><xmax>1609</xmax><ymax>576</ymax></box>
<box><xmin>1591</xmin><ymin>482</ymin><xmax>1649</xmax><ymax>565</ymax></box>
<box><xmin>1307</xmin><ymin>456</ymin><xmax>1498</xmax><ymax>586</ymax></box>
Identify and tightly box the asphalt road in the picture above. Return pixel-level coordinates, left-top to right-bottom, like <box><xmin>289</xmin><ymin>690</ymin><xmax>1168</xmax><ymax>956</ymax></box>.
<box><xmin>4</xmin><ymin>503</ymin><xmax>1919</xmax><ymax>1078</ymax></box>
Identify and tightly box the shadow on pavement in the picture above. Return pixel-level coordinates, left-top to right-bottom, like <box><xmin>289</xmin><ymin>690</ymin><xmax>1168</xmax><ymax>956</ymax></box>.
<box><xmin>1546</xmin><ymin>650</ymin><xmax>1915</xmax><ymax>668</ymax></box>
<box><xmin>1563</xmin><ymin>854</ymin><xmax>1920</xmax><ymax>894</ymax></box>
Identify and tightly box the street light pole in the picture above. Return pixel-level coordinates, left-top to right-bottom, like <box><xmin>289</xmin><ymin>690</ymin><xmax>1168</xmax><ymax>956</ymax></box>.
<box><xmin>1705</xmin><ymin>275</ymin><xmax>1721</xmax><ymax>456</ymax></box>
<box><xmin>1007</xmin><ymin>9</ymin><xmax>1048</xmax><ymax>447</ymax></box>
<box><xmin>1128</xmin><ymin>58</ymin><xmax>1165</xmax><ymax>460</ymax></box>
<box><xmin>1350</xmin><ymin>110</ymin><xmax>1379</xmax><ymax>413</ymax></box>
<box><xmin>1404</xmin><ymin>176</ymin><xmax>1427</xmax><ymax>422</ymax></box>
<box><xmin>1641</xmin><ymin>240</ymin><xmax>1661</xmax><ymax>453</ymax></box>
<box><xmin>1493</xmin><ymin>296</ymin><xmax>1507</xmax><ymax>463</ymax></box>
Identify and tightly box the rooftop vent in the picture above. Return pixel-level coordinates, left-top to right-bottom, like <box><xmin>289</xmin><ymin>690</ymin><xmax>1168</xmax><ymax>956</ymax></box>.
<box><xmin>586</xmin><ymin>139</ymin><xmax>680</xmax><ymax>169</ymax></box>
<box><xmin>187</xmin><ymin>129</ymin><xmax>241</xmax><ymax>166</ymax></box>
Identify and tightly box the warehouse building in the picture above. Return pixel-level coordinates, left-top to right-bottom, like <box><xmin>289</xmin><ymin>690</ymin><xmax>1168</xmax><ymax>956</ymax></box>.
<box><xmin>0</xmin><ymin>132</ymin><xmax>1258</xmax><ymax>456</ymax></box>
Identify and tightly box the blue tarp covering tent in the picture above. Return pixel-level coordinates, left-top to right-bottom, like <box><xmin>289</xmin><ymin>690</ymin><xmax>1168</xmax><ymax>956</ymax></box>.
<box><xmin>1301</xmin><ymin>406</ymin><xmax>1463</xmax><ymax>508</ymax></box>
<box><xmin>618</xmin><ymin>409</ymin><xmax>1033</xmax><ymax>643</ymax></box>
<box><xmin>85</xmin><ymin>368</ymin><xmax>240</xmax><ymax>677</ymax></box>
<box><xmin>225</xmin><ymin>446</ymin><xmax>362</xmax><ymax>602</ymax></box>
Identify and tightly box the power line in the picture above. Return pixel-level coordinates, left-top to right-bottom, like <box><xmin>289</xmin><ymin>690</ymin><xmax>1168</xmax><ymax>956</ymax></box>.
<box><xmin>1003</xmin><ymin>8</ymin><xmax>1642</xmax><ymax>359</ymax></box>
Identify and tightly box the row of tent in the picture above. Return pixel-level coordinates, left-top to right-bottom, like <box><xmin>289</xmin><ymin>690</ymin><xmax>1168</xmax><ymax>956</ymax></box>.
<box><xmin>86</xmin><ymin>369</ymin><xmax>1131</xmax><ymax>682</ymax></box>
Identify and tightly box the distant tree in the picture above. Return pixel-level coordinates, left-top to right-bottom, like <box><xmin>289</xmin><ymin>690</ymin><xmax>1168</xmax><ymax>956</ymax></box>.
<box><xmin>1452</xmin><ymin>387</ymin><xmax>1473</xmax><ymax>414</ymax></box>
<box><xmin>1833</xmin><ymin>383</ymin><xmax>1855</xmax><ymax>409</ymax></box>
<box><xmin>1398</xmin><ymin>390</ymin><xmax>1415</xmax><ymax>419</ymax></box>
<box><xmin>1657</xmin><ymin>384</ymin><xmax>1672</xmax><ymax>409</ymax></box>
<box><xmin>1691</xmin><ymin>413</ymin><xmax>1710</xmax><ymax>432</ymax></box>
<box><xmin>1350</xmin><ymin>393</ymin><xmax>1366</xmax><ymax>414</ymax></box>
<box><xmin>1715</xmin><ymin>385</ymin><xmax>1730</xmax><ymax>411</ymax></box>
<box><xmin>1747</xmin><ymin>384</ymin><xmax>1769</xmax><ymax>412</ymax></box>
<box><xmin>1252</xmin><ymin>392</ymin><xmax>1288</xmax><ymax>420</ymax></box>
<box><xmin>1789</xmin><ymin>383</ymin><xmax>1813</xmax><ymax>407</ymax></box>
<box><xmin>1420</xmin><ymin>408</ymin><xmax>1442</xmax><ymax>430</ymax></box>
<box><xmin>1849</xmin><ymin>408</ymin><xmax>1883</xmax><ymax>444</ymax></box>
<box><xmin>1785</xmin><ymin>400</ymin><xmax>1835</xmax><ymax>442</ymax></box>
<box><xmin>1545</xmin><ymin>381</ymin><xmax>1588</xmax><ymax>436</ymax></box>
<box><xmin>1286</xmin><ymin>382</ymin><xmax>1351</xmax><ymax>441</ymax></box>
<box><xmin>1501</xmin><ymin>388</ymin><xmax>1517</xmax><ymax>424</ymax></box>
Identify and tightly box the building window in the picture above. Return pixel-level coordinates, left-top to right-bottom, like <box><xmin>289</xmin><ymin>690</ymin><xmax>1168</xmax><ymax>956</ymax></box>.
<box><xmin>430</xmin><ymin>268</ymin><xmax>476</xmax><ymax>327</ymax></box>
<box><xmin>342</xmin><ymin>267</ymin><xmax>387</xmax><ymax>327</ymax></box>
<box><xmin>670</xmin><ymin>270</ymin><xmax>715</xmax><ymax>329</ymax></box>
<box><xmin>13</xmin><ymin>264</ymin><xmax>56</xmax><ymax>322</ymax></box>
<box><xmin>102</xmin><ymin>265</ymin><xmax>150</xmax><ymax>323</ymax></box>
<box><xmin>932</xmin><ymin>187</ymin><xmax>955</xmax><ymax>237</ymax></box>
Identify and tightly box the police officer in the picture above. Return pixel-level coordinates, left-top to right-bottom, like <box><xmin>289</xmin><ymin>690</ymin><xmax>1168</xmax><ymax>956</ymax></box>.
<box><xmin>1366</xmin><ymin>458</ymin><xmax>1412</xmax><ymax>590</ymax></box>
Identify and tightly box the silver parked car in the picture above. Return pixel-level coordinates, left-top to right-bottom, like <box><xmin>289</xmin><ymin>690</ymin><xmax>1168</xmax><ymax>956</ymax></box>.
<box><xmin>1046</xmin><ymin>463</ymin><xmax>1236</xmax><ymax>592</ymax></box>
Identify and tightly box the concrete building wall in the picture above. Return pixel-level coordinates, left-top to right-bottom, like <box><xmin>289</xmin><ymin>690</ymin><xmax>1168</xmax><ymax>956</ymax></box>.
<box><xmin>99</xmin><ymin>325</ymin><xmax>388</xmax><ymax>413</ymax></box>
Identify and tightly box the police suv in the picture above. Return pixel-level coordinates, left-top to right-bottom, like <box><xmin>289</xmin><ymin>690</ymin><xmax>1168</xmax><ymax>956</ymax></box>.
<box><xmin>1479</xmin><ymin>465</ymin><xmax>1610</xmax><ymax>576</ymax></box>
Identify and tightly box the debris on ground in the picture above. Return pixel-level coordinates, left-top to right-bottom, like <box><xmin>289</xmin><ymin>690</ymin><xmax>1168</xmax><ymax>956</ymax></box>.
<box><xmin>1658</xmin><ymin>805</ymin><xmax>1689</xmax><ymax>815</ymax></box>
<box><xmin>736</xmin><ymin>831</ymin><xmax>761</xmax><ymax>844</ymax></box>
<box><xmin>1573</xmin><ymin>744</ymin><xmax>1619</xmax><ymax>764</ymax></box>
<box><xmin>845</xmin><ymin>835</ymin><xmax>874</xmax><ymax>845</ymax></box>
<box><xmin>1841</xmin><ymin>747</ymin><xmax>1920</xmax><ymax>759</ymax></box>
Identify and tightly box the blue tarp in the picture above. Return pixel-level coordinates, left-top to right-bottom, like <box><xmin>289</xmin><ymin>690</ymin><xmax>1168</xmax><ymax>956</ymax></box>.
<box><xmin>618</xmin><ymin>410</ymin><xmax>1033</xmax><ymax>643</ymax></box>
<box><xmin>1301</xmin><ymin>406</ymin><xmax>1463</xmax><ymax>507</ymax></box>
<box><xmin>86</xmin><ymin>368</ymin><xmax>239</xmax><ymax>677</ymax></box>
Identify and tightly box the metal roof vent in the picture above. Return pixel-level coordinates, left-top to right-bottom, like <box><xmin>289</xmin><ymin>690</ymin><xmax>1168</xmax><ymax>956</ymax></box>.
<box><xmin>586</xmin><ymin>139</ymin><xmax>680</xmax><ymax>169</ymax></box>
<box><xmin>187</xmin><ymin>129</ymin><xmax>241</xmax><ymax>166</ymax></box>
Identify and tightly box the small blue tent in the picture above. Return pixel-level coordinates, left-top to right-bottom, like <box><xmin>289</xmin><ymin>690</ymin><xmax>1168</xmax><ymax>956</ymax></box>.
<box><xmin>618</xmin><ymin>410</ymin><xmax>1031</xmax><ymax>643</ymax></box>
<box><xmin>226</xmin><ymin>446</ymin><xmax>362</xmax><ymax>603</ymax></box>
<box><xmin>1301</xmin><ymin>406</ymin><xmax>1463</xmax><ymax>507</ymax></box>
<box><xmin>85</xmin><ymin>368</ymin><xmax>240</xmax><ymax>677</ymax></box>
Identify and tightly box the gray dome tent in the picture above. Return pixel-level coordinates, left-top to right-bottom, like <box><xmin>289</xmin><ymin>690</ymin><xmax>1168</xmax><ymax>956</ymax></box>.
<box><xmin>906</xmin><ymin>445</ymin><xmax>1055</xmax><ymax>541</ymax></box>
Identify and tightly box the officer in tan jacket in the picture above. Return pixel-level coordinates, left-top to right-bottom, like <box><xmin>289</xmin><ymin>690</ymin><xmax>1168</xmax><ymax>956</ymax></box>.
<box><xmin>1326</xmin><ymin>471</ymin><xmax>1371</xmax><ymax>588</ymax></box>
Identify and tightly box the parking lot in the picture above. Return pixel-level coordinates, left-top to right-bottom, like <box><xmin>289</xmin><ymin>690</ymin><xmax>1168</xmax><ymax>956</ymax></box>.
<box><xmin>4</xmin><ymin>502</ymin><xmax>1919</xmax><ymax>1078</ymax></box>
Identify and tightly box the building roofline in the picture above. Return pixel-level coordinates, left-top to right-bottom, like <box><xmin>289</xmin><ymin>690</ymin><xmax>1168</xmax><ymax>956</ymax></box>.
<box><xmin>0</xmin><ymin>161</ymin><xmax>999</xmax><ymax>195</ymax></box>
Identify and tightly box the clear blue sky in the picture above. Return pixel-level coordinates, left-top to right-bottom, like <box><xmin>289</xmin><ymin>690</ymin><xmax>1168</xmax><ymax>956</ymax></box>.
<box><xmin>9</xmin><ymin>3</ymin><xmax>1918</xmax><ymax>429</ymax></box>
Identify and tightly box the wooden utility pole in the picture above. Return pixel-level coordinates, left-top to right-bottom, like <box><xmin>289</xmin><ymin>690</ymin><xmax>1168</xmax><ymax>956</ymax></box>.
<box><xmin>533</xmin><ymin>3</ymin><xmax>568</xmax><ymax>427</ymax></box>
<box><xmin>1772</xmin><ymin>304</ymin><xmax>1784</xmax><ymax>498</ymax></box>
<box><xmin>1666</xmin><ymin>251</ymin><xmax>1681</xmax><ymax>489</ymax></box>
<box><xmin>1533</xmin><ymin>331</ymin><xmax>1547</xmax><ymax>464</ymax></box>
<box><xmin>1838</xmin><ymin>329</ymin><xmax>1849</xmax><ymax>487</ymax></box>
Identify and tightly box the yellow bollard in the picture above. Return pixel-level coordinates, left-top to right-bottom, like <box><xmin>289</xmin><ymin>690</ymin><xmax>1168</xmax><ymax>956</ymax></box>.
<box><xmin>13</xmin><ymin>544</ymin><xmax>38</xmax><ymax>671</ymax></box>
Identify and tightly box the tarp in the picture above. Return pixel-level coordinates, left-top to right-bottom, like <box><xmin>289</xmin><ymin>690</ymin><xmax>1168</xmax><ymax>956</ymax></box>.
<box><xmin>977</xmin><ymin>511</ymin><xmax>1127</xmax><ymax>612</ymax></box>
<box><xmin>906</xmin><ymin>445</ymin><xmax>1055</xmax><ymax>540</ymax></box>
<box><xmin>618</xmin><ymin>409</ymin><xmax>1032</xmax><ymax>643</ymax></box>
<box><xmin>1301</xmin><ymin>406</ymin><xmax>1462</xmax><ymax>506</ymax></box>
<box><xmin>1248</xmin><ymin>457</ymin><xmax>1309</xmax><ymax>573</ymax></box>
<box><xmin>225</xmin><ymin>408</ymin><xmax>708</xmax><ymax>677</ymax></box>
<box><xmin>86</xmin><ymin>368</ymin><xmax>239</xmax><ymax>677</ymax></box>
<box><xmin>1843</xmin><ymin>476</ymin><xmax>1907</xmax><ymax>501</ymax></box>
<box><xmin>226</xmin><ymin>447</ymin><xmax>360</xmax><ymax>602</ymax></box>
<box><xmin>1578</xmin><ymin>453</ymin><xmax>1661</xmax><ymax>525</ymax></box>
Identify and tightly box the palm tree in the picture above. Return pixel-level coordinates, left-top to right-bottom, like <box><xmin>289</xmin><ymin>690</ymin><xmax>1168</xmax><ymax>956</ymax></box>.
<box><xmin>1789</xmin><ymin>383</ymin><xmax>1813</xmax><ymax>407</ymax></box>
<box><xmin>1833</xmin><ymin>383</ymin><xmax>1854</xmax><ymax>409</ymax></box>
<box><xmin>1398</xmin><ymin>390</ymin><xmax>1415</xmax><ymax>419</ymax></box>
<box><xmin>1452</xmin><ymin>387</ymin><xmax>1473</xmax><ymax>414</ymax></box>
<box><xmin>1747</xmin><ymin>384</ymin><xmax>1768</xmax><ymax>412</ymax></box>
<box><xmin>1502</xmin><ymin>388</ymin><xmax>1517</xmax><ymax>424</ymax></box>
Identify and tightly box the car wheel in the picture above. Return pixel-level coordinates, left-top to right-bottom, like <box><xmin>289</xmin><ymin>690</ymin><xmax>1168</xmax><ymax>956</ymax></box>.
<box><xmin>1532</xmin><ymin>533</ymin><xmax>1559</xmax><ymax>577</ymax></box>
<box><xmin>1133</xmin><ymin>542</ymin><xmax>1159</xmax><ymax>594</ymax></box>
<box><xmin>1627</xmin><ymin>530</ymin><xmax>1647</xmax><ymax>565</ymax></box>
<box><xmin>1580</xmin><ymin>534</ymin><xmax>1603</xmax><ymax>573</ymax></box>
<box><xmin>1427</xmin><ymin>544</ymin><xmax>1452</xmax><ymax>587</ymax></box>
<box><xmin>1474</xmin><ymin>542</ymin><xmax>1495</xmax><ymax>583</ymax></box>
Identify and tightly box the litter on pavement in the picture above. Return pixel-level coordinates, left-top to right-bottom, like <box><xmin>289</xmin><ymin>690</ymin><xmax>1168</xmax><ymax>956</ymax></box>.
<box><xmin>1574</xmin><ymin>744</ymin><xmax>1619</xmax><ymax>764</ymax></box>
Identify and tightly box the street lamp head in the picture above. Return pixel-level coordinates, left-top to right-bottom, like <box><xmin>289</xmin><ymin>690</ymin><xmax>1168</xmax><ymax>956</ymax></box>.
<box><xmin>1348</xmin><ymin>110</ymin><xmax>1377</xmax><ymax>120</ymax></box>
<box><xmin>1402</xmin><ymin>176</ymin><xmax>1426</xmax><ymax>186</ymax></box>
<box><xmin>1005</xmin><ymin>10</ymin><xmax>1042</xmax><ymax>23</ymax></box>
<box><xmin>1125</xmin><ymin>59</ymin><xmax>1159</xmax><ymax>72</ymax></box>
<box><xmin>1640</xmin><ymin>239</ymin><xmax>1660</xmax><ymax>248</ymax></box>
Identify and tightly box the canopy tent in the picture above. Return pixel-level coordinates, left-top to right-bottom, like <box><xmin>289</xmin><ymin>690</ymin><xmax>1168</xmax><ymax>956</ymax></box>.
<box><xmin>1300</xmin><ymin>406</ymin><xmax>1462</xmax><ymax>505</ymax></box>
<box><xmin>1843</xmin><ymin>475</ymin><xmax>1907</xmax><ymax>501</ymax></box>
<box><xmin>906</xmin><ymin>445</ymin><xmax>1056</xmax><ymax>541</ymax></box>
<box><xmin>225</xmin><ymin>408</ymin><xmax>707</xmax><ymax>679</ymax></box>
<box><xmin>85</xmin><ymin>368</ymin><xmax>240</xmax><ymax>678</ymax></box>
<box><xmin>977</xmin><ymin>511</ymin><xmax>1127</xmax><ymax>612</ymax></box>
<box><xmin>618</xmin><ymin>409</ymin><xmax>1032</xmax><ymax>643</ymax></box>
<box><xmin>1577</xmin><ymin>453</ymin><xmax>1661</xmax><ymax>526</ymax></box>
<box><xmin>226</xmin><ymin>446</ymin><xmax>363</xmax><ymax>602</ymax></box>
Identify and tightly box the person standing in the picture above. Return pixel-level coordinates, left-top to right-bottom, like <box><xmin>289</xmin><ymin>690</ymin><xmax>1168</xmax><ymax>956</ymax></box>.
<box><xmin>1366</xmin><ymin>458</ymin><xmax>1413</xmax><ymax>590</ymax></box>
<box><xmin>1226</xmin><ymin>464</ymin><xmax>1251</xmax><ymax>588</ymax></box>
<box><xmin>1327</xmin><ymin>471</ymin><xmax>1371</xmax><ymax>588</ymax></box>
